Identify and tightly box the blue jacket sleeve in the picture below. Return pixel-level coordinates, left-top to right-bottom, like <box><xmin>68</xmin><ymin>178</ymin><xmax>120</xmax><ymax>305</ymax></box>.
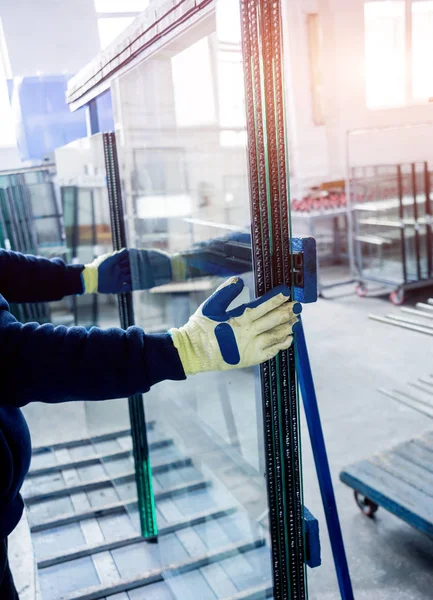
<box><xmin>0</xmin><ymin>295</ymin><xmax>186</xmax><ymax>407</ymax></box>
<box><xmin>0</xmin><ymin>250</ymin><xmax>84</xmax><ymax>302</ymax></box>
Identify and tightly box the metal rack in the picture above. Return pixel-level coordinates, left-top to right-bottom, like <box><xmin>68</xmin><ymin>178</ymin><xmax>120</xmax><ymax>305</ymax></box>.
<box><xmin>351</xmin><ymin>162</ymin><xmax>433</xmax><ymax>304</ymax></box>
<box><xmin>0</xmin><ymin>166</ymin><xmax>65</xmax><ymax>323</ymax></box>
<box><xmin>0</xmin><ymin>167</ymin><xmax>65</xmax><ymax>257</ymax></box>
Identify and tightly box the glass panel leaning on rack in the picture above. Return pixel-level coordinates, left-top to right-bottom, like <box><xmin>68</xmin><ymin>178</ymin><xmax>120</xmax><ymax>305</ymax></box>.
<box><xmin>107</xmin><ymin>0</ymin><xmax>309</xmax><ymax>597</ymax></box>
<box><xmin>43</xmin><ymin>1</ymin><xmax>338</xmax><ymax>598</ymax></box>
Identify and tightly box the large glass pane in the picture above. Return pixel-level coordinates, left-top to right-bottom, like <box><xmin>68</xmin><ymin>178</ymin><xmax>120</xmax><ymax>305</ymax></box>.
<box><xmin>108</xmin><ymin>2</ymin><xmax>278</xmax><ymax>596</ymax></box>
<box><xmin>41</xmin><ymin>3</ymin><xmax>308</xmax><ymax>598</ymax></box>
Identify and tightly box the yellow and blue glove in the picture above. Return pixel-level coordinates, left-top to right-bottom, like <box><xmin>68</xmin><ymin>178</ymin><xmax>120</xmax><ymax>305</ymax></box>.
<box><xmin>81</xmin><ymin>249</ymin><xmax>131</xmax><ymax>294</ymax></box>
<box><xmin>81</xmin><ymin>248</ymin><xmax>173</xmax><ymax>294</ymax></box>
<box><xmin>81</xmin><ymin>239</ymin><xmax>252</xmax><ymax>295</ymax></box>
<box><xmin>170</xmin><ymin>277</ymin><xmax>301</xmax><ymax>375</ymax></box>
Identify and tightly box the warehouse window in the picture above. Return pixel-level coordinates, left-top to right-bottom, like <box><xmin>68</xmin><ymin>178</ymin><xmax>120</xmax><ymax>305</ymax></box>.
<box><xmin>216</xmin><ymin>0</ymin><xmax>246</xmax><ymax>145</ymax></box>
<box><xmin>94</xmin><ymin>0</ymin><xmax>149</xmax><ymax>50</ymax></box>
<box><xmin>306</xmin><ymin>14</ymin><xmax>325</xmax><ymax>126</ymax></box>
<box><xmin>364</xmin><ymin>0</ymin><xmax>433</xmax><ymax>108</ymax></box>
<box><xmin>0</xmin><ymin>18</ymin><xmax>15</xmax><ymax>148</ymax></box>
<box><xmin>95</xmin><ymin>0</ymin><xmax>148</xmax><ymax>11</ymax></box>
<box><xmin>171</xmin><ymin>37</ymin><xmax>216</xmax><ymax>127</ymax></box>
<box><xmin>98</xmin><ymin>17</ymin><xmax>135</xmax><ymax>49</ymax></box>
<box><xmin>364</xmin><ymin>1</ymin><xmax>406</xmax><ymax>109</ymax></box>
<box><xmin>217</xmin><ymin>49</ymin><xmax>244</xmax><ymax>129</ymax></box>
<box><xmin>412</xmin><ymin>0</ymin><xmax>433</xmax><ymax>100</ymax></box>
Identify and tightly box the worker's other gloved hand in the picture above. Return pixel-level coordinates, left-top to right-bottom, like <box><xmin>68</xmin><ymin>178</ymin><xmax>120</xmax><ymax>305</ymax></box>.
<box><xmin>81</xmin><ymin>249</ymin><xmax>132</xmax><ymax>294</ymax></box>
<box><xmin>81</xmin><ymin>248</ymin><xmax>174</xmax><ymax>294</ymax></box>
<box><xmin>170</xmin><ymin>276</ymin><xmax>301</xmax><ymax>375</ymax></box>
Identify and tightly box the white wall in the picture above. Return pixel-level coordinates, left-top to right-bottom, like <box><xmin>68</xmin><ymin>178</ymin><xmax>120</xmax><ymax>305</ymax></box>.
<box><xmin>322</xmin><ymin>0</ymin><xmax>433</xmax><ymax>175</ymax></box>
<box><xmin>0</xmin><ymin>145</ymin><xmax>22</xmax><ymax>169</ymax></box>
<box><xmin>284</xmin><ymin>0</ymin><xmax>330</xmax><ymax>196</ymax></box>
<box><xmin>285</xmin><ymin>0</ymin><xmax>433</xmax><ymax>191</ymax></box>
<box><xmin>0</xmin><ymin>0</ymin><xmax>100</xmax><ymax>77</ymax></box>
<box><xmin>5</xmin><ymin>0</ymin><xmax>432</xmax><ymax>182</ymax></box>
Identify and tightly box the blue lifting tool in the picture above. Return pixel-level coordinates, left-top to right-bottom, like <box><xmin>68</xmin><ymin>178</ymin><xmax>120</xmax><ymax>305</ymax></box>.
<box><xmin>293</xmin><ymin>236</ymin><xmax>355</xmax><ymax>600</ymax></box>
<box><xmin>187</xmin><ymin>233</ymin><xmax>355</xmax><ymax>597</ymax></box>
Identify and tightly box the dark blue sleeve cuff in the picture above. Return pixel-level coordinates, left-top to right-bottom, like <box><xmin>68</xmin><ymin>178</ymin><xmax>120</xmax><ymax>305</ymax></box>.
<box><xmin>63</xmin><ymin>263</ymin><xmax>85</xmax><ymax>296</ymax></box>
<box><xmin>143</xmin><ymin>333</ymin><xmax>186</xmax><ymax>387</ymax></box>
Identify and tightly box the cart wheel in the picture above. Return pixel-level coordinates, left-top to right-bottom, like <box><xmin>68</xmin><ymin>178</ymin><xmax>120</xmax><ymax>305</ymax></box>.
<box><xmin>355</xmin><ymin>283</ymin><xmax>367</xmax><ymax>298</ymax></box>
<box><xmin>390</xmin><ymin>288</ymin><xmax>404</xmax><ymax>306</ymax></box>
<box><xmin>354</xmin><ymin>491</ymin><xmax>379</xmax><ymax>518</ymax></box>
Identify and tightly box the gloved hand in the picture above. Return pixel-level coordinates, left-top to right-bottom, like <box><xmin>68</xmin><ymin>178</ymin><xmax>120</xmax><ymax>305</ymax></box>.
<box><xmin>81</xmin><ymin>248</ymin><xmax>176</xmax><ymax>294</ymax></box>
<box><xmin>170</xmin><ymin>277</ymin><xmax>301</xmax><ymax>375</ymax></box>
<box><xmin>81</xmin><ymin>249</ymin><xmax>132</xmax><ymax>294</ymax></box>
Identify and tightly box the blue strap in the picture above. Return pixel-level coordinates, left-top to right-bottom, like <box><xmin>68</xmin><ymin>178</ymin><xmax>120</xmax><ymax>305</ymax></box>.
<box><xmin>296</xmin><ymin>319</ymin><xmax>354</xmax><ymax>599</ymax></box>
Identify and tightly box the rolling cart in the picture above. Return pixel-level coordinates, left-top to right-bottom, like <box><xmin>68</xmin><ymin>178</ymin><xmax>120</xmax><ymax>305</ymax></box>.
<box><xmin>351</xmin><ymin>162</ymin><xmax>433</xmax><ymax>305</ymax></box>
<box><xmin>340</xmin><ymin>430</ymin><xmax>433</xmax><ymax>537</ymax></box>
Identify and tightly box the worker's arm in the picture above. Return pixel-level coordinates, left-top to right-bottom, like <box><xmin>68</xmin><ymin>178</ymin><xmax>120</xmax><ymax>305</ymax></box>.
<box><xmin>0</xmin><ymin>249</ymin><xmax>84</xmax><ymax>303</ymax></box>
<box><xmin>0</xmin><ymin>277</ymin><xmax>299</xmax><ymax>406</ymax></box>
<box><xmin>0</xmin><ymin>301</ymin><xmax>183</xmax><ymax>406</ymax></box>
<box><xmin>0</xmin><ymin>248</ymin><xmax>169</xmax><ymax>302</ymax></box>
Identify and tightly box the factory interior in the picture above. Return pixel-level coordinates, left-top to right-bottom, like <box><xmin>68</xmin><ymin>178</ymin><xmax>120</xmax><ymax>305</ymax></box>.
<box><xmin>1</xmin><ymin>1</ymin><xmax>433</xmax><ymax>599</ymax></box>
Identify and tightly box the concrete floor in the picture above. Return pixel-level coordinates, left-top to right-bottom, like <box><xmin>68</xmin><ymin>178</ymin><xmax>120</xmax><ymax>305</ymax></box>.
<box><xmin>300</xmin><ymin>287</ymin><xmax>433</xmax><ymax>600</ymax></box>
<box><xmin>18</xmin><ymin>280</ymin><xmax>433</xmax><ymax>599</ymax></box>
